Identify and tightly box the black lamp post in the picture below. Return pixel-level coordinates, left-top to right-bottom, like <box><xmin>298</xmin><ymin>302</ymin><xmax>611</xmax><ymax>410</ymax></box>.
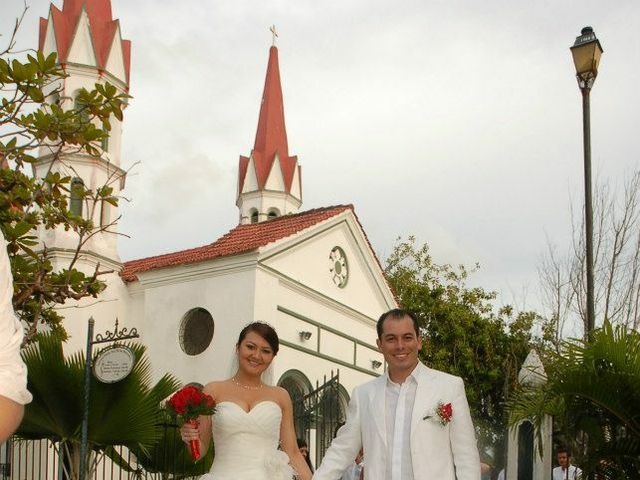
<box><xmin>570</xmin><ymin>26</ymin><xmax>603</xmax><ymax>335</ymax></box>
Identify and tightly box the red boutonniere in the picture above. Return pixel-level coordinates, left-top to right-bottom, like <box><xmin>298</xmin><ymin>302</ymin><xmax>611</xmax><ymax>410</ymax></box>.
<box><xmin>423</xmin><ymin>401</ymin><xmax>453</xmax><ymax>426</ymax></box>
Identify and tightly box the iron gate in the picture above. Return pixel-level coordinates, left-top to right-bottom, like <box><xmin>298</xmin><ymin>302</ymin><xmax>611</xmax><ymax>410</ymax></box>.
<box><xmin>292</xmin><ymin>371</ymin><xmax>346</xmax><ymax>468</ymax></box>
<box><xmin>0</xmin><ymin>422</ymin><xmax>210</xmax><ymax>480</ymax></box>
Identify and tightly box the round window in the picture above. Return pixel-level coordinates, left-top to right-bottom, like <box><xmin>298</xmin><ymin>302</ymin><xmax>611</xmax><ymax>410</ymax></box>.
<box><xmin>329</xmin><ymin>246</ymin><xmax>349</xmax><ymax>288</ymax></box>
<box><xmin>179</xmin><ymin>308</ymin><xmax>214</xmax><ymax>356</ymax></box>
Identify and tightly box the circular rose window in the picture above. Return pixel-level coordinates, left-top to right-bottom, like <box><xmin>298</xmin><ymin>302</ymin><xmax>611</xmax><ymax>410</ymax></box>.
<box><xmin>179</xmin><ymin>307</ymin><xmax>214</xmax><ymax>356</ymax></box>
<box><xmin>329</xmin><ymin>246</ymin><xmax>349</xmax><ymax>288</ymax></box>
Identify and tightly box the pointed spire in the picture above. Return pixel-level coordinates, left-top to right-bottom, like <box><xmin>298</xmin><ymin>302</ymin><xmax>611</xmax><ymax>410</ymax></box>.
<box><xmin>39</xmin><ymin>0</ymin><xmax>131</xmax><ymax>84</ymax></box>
<box><xmin>250</xmin><ymin>45</ymin><xmax>298</xmax><ymax>192</ymax></box>
<box><xmin>237</xmin><ymin>42</ymin><xmax>302</xmax><ymax>224</ymax></box>
<box><xmin>254</xmin><ymin>46</ymin><xmax>288</xmax><ymax>161</ymax></box>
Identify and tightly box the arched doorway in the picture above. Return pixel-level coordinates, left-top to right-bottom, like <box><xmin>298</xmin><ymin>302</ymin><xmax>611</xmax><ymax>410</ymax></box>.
<box><xmin>278</xmin><ymin>370</ymin><xmax>313</xmax><ymax>438</ymax></box>
<box><xmin>517</xmin><ymin>421</ymin><xmax>534</xmax><ymax>480</ymax></box>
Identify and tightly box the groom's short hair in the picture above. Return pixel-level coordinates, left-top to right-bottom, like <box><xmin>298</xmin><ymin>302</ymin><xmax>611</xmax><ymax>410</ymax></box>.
<box><xmin>377</xmin><ymin>309</ymin><xmax>420</xmax><ymax>338</ymax></box>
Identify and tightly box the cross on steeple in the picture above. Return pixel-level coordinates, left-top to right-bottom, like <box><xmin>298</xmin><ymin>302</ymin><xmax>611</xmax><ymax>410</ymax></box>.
<box><xmin>269</xmin><ymin>25</ymin><xmax>278</xmax><ymax>46</ymax></box>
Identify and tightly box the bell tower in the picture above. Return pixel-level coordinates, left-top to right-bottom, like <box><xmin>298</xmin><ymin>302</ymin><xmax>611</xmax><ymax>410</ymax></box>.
<box><xmin>236</xmin><ymin>44</ymin><xmax>302</xmax><ymax>224</ymax></box>
<box><xmin>35</xmin><ymin>0</ymin><xmax>131</xmax><ymax>263</ymax></box>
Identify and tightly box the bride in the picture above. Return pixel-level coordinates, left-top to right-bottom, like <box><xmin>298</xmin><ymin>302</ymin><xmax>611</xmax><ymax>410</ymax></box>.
<box><xmin>180</xmin><ymin>322</ymin><xmax>313</xmax><ymax>480</ymax></box>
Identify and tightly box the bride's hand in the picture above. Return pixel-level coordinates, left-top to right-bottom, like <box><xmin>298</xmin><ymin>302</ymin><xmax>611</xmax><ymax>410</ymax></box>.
<box><xmin>179</xmin><ymin>421</ymin><xmax>200</xmax><ymax>444</ymax></box>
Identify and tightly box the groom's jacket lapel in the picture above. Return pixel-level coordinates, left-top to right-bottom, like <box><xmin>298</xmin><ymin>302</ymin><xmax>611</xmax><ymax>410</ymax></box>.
<box><xmin>411</xmin><ymin>363</ymin><xmax>439</xmax><ymax>441</ymax></box>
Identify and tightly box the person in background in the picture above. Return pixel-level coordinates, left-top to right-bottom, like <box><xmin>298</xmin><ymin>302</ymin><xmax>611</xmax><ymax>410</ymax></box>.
<box><xmin>480</xmin><ymin>462</ymin><xmax>492</xmax><ymax>480</ymax></box>
<box><xmin>298</xmin><ymin>438</ymin><xmax>314</xmax><ymax>473</ymax></box>
<box><xmin>552</xmin><ymin>446</ymin><xmax>582</xmax><ymax>480</ymax></box>
<box><xmin>0</xmin><ymin>230</ymin><xmax>32</xmax><ymax>442</ymax></box>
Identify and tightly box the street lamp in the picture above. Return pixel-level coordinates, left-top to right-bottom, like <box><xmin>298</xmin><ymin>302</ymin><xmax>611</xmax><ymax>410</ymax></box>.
<box><xmin>570</xmin><ymin>26</ymin><xmax>603</xmax><ymax>335</ymax></box>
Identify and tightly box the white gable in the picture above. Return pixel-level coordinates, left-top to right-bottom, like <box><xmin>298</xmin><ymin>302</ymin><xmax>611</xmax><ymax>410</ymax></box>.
<box><xmin>42</xmin><ymin>13</ymin><xmax>57</xmax><ymax>56</ymax></box>
<box><xmin>264</xmin><ymin>154</ymin><xmax>285</xmax><ymax>191</ymax></box>
<box><xmin>105</xmin><ymin>24</ymin><xmax>126</xmax><ymax>82</ymax></box>
<box><xmin>242</xmin><ymin>157</ymin><xmax>259</xmax><ymax>193</ymax></box>
<box><xmin>259</xmin><ymin>212</ymin><xmax>396</xmax><ymax>319</ymax></box>
<box><xmin>290</xmin><ymin>165</ymin><xmax>301</xmax><ymax>200</ymax></box>
<box><xmin>66</xmin><ymin>9</ymin><xmax>97</xmax><ymax>66</ymax></box>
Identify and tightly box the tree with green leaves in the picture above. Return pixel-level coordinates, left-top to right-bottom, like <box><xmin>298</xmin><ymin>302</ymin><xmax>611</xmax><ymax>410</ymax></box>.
<box><xmin>1</xmin><ymin>11</ymin><xmax>129</xmax><ymax>344</ymax></box>
<box><xmin>384</xmin><ymin>236</ymin><xmax>543</xmax><ymax>466</ymax></box>
<box><xmin>508</xmin><ymin>321</ymin><xmax>640</xmax><ymax>479</ymax></box>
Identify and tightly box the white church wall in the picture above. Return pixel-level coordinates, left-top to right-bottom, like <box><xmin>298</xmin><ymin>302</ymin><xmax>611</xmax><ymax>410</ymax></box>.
<box><xmin>253</xmin><ymin>266</ymin><xmax>384</xmax><ymax>394</ymax></box>
<box><xmin>319</xmin><ymin>330</ymin><xmax>353</xmax><ymax>364</ymax></box>
<box><xmin>355</xmin><ymin>342</ymin><xmax>383</xmax><ymax>372</ymax></box>
<box><xmin>275</xmin><ymin>345</ymin><xmax>376</xmax><ymax>399</ymax></box>
<box><xmin>133</xmin><ymin>261</ymin><xmax>257</xmax><ymax>386</ymax></box>
<box><xmin>270</xmin><ymin>279</ymin><xmax>382</xmax><ymax>356</ymax></box>
<box><xmin>255</xmin><ymin>265</ymin><xmax>381</xmax><ymax>344</ymax></box>
<box><xmin>261</xmin><ymin>214</ymin><xmax>393</xmax><ymax>321</ymax></box>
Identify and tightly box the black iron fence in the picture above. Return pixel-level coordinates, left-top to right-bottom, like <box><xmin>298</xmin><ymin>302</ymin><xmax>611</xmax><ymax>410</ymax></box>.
<box><xmin>292</xmin><ymin>371</ymin><xmax>345</xmax><ymax>468</ymax></box>
<box><xmin>2</xmin><ymin>373</ymin><xmax>347</xmax><ymax>478</ymax></box>
<box><xmin>1</xmin><ymin>423</ymin><xmax>211</xmax><ymax>480</ymax></box>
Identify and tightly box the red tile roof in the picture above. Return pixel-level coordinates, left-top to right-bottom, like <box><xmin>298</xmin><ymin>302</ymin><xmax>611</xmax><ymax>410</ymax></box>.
<box><xmin>39</xmin><ymin>0</ymin><xmax>131</xmax><ymax>84</ymax></box>
<box><xmin>121</xmin><ymin>205</ymin><xmax>354</xmax><ymax>282</ymax></box>
<box><xmin>238</xmin><ymin>46</ymin><xmax>299</xmax><ymax>195</ymax></box>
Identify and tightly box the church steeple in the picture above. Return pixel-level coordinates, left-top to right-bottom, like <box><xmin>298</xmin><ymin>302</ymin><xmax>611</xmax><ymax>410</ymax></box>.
<box><xmin>39</xmin><ymin>0</ymin><xmax>131</xmax><ymax>85</ymax></box>
<box><xmin>237</xmin><ymin>44</ymin><xmax>302</xmax><ymax>224</ymax></box>
<box><xmin>34</xmin><ymin>0</ymin><xmax>130</xmax><ymax>263</ymax></box>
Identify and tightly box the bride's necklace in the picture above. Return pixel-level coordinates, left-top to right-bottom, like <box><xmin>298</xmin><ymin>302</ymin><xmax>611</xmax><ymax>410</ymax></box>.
<box><xmin>232</xmin><ymin>376</ymin><xmax>263</xmax><ymax>390</ymax></box>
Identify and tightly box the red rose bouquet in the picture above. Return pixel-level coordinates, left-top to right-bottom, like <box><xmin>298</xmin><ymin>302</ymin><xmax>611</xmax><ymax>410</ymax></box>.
<box><xmin>166</xmin><ymin>385</ymin><xmax>216</xmax><ymax>460</ymax></box>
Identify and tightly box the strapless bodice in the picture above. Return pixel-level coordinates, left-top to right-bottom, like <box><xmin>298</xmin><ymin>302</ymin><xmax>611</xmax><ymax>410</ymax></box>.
<box><xmin>200</xmin><ymin>400</ymin><xmax>293</xmax><ymax>480</ymax></box>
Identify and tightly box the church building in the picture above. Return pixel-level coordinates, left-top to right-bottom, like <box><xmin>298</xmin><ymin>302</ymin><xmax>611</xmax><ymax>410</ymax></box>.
<box><xmin>34</xmin><ymin>0</ymin><xmax>397</xmax><ymax>462</ymax></box>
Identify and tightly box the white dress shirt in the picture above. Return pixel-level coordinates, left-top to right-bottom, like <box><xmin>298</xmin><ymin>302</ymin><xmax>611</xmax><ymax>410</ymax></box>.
<box><xmin>385</xmin><ymin>364</ymin><xmax>419</xmax><ymax>480</ymax></box>
<box><xmin>552</xmin><ymin>465</ymin><xmax>582</xmax><ymax>480</ymax></box>
<box><xmin>0</xmin><ymin>233</ymin><xmax>32</xmax><ymax>405</ymax></box>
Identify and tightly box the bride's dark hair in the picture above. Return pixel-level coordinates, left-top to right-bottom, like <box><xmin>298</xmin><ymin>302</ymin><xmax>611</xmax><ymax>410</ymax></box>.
<box><xmin>237</xmin><ymin>322</ymin><xmax>279</xmax><ymax>355</ymax></box>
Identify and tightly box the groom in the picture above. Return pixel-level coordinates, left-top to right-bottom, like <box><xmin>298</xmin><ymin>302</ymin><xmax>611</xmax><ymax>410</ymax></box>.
<box><xmin>314</xmin><ymin>309</ymin><xmax>480</xmax><ymax>480</ymax></box>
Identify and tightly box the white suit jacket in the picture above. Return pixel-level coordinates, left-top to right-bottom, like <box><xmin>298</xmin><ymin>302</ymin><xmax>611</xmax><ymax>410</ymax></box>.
<box><xmin>314</xmin><ymin>362</ymin><xmax>480</xmax><ymax>480</ymax></box>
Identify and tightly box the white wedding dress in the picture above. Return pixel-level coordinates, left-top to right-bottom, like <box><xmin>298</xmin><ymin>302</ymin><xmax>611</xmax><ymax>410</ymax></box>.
<box><xmin>200</xmin><ymin>400</ymin><xmax>294</xmax><ymax>480</ymax></box>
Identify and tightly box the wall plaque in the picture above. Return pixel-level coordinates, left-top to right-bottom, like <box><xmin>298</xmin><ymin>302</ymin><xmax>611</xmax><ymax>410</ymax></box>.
<box><xmin>93</xmin><ymin>345</ymin><xmax>135</xmax><ymax>383</ymax></box>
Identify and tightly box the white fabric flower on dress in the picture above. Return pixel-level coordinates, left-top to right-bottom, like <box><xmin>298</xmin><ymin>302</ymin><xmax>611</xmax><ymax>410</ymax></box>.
<box><xmin>264</xmin><ymin>449</ymin><xmax>295</xmax><ymax>480</ymax></box>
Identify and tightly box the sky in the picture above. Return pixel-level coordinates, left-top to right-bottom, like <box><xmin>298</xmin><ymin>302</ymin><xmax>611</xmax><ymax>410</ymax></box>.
<box><xmin>3</xmin><ymin>0</ymin><xmax>640</xmax><ymax>316</ymax></box>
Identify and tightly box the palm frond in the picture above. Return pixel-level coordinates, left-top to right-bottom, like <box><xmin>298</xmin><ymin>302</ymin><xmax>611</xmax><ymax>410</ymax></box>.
<box><xmin>17</xmin><ymin>334</ymin><xmax>176</xmax><ymax>451</ymax></box>
<box><xmin>506</xmin><ymin>322</ymin><xmax>640</xmax><ymax>476</ymax></box>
